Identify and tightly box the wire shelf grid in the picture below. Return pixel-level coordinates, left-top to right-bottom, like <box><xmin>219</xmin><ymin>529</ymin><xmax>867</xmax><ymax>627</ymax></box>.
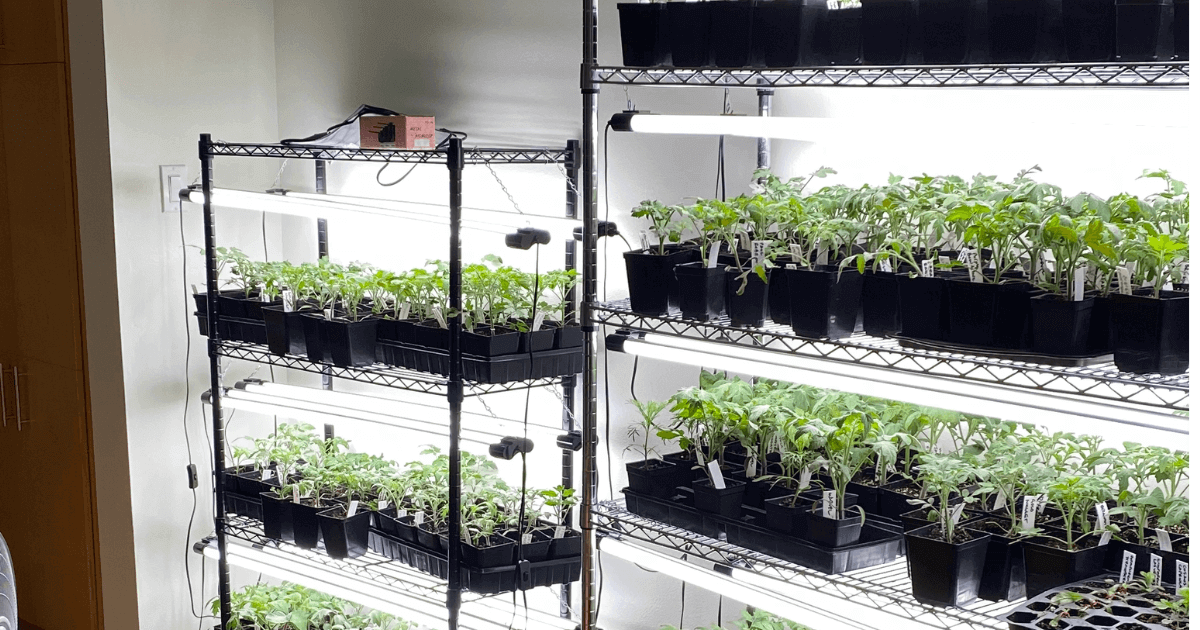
<box><xmin>206</xmin><ymin>141</ymin><xmax>572</xmax><ymax>165</ymax></box>
<box><xmin>593</xmin><ymin>62</ymin><xmax>1189</xmax><ymax>88</ymax></box>
<box><xmin>594</xmin><ymin>500</ymin><xmax>1013</xmax><ymax>630</ymax></box>
<box><xmin>592</xmin><ymin>299</ymin><xmax>1189</xmax><ymax>411</ymax></box>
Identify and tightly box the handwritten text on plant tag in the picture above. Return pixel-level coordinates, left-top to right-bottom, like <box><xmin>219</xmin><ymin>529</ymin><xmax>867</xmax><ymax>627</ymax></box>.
<box><xmin>966</xmin><ymin>250</ymin><xmax>984</xmax><ymax>283</ymax></box>
<box><xmin>789</xmin><ymin>244</ymin><xmax>805</xmax><ymax>262</ymax></box>
<box><xmin>1094</xmin><ymin>503</ymin><xmax>1110</xmax><ymax>529</ymax></box>
<box><xmin>744</xmin><ymin>454</ymin><xmax>757</xmax><ymax>479</ymax></box>
<box><xmin>521</xmin><ymin>533</ymin><xmax>533</xmax><ymax>545</ymax></box>
<box><xmin>1120</xmin><ymin>550</ymin><xmax>1137</xmax><ymax>583</ymax></box>
<box><xmin>1156</xmin><ymin>528</ymin><xmax>1173</xmax><ymax>552</ymax></box>
<box><xmin>292</xmin><ymin>485</ymin><xmax>301</xmax><ymax>504</ymax></box>
<box><xmin>822</xmin><ymin>490</ymin><xmax>837</xmax><ymax>519</ymax></box>
<box><xmin>378</xmin><ymin>500</ymin><xmax>389</xmax><ymax>511</ymax></box>
<box><xmin>1176</xmin><ymin>561</ymin><xmax>1189</xmax><ymax>594</ymax></box>
<box><xmin>920</xmin><ymin>259</ymin><xmax>935</xmax><ymax>278</ymax></box>
<box><xmin>282</xmin><ymin>289</ymin><xmax>294</xmax><ymax>313</ymax></box>
<box><xmin>640</xmin><ymin>230</ymin><xmax>650</xmax><ymax>251</ymax></box>
<box><xmin>554</xmin><ymin>526</ymin><xmax>566</xmax><ymax>539</ymax></box>
<box><xmin>347</xmin><ymin>500</ymin><xmax>359</xmax><ymax>517</ymax></box>
<box><xmin>1150</xmin><ymin>553</ymin><xmax>1163</xmax><ymax>587</ymax></box>
<box><xmin>1036</xmin><ymin>494</ymin><xmax>1049</xmax><ymax>514</ymax></box>
<box><xmin>752</xmin><ymin>240</ymin><xmax>769</xmax><ymax>267</ymax></box>
<box><xmin>879</xmin><ymin>259</ymin><xmax>892</xmax><ymax>273</ymax></box>
<box><xmin>707</xmin><ymin>460</ymin><xmax>727</xmax><ymax>490</ymax></box>
<box><xmin>1021</xmin><ymin>496</ymin><xmax>1038</xmax><ymax>529</ymax></box>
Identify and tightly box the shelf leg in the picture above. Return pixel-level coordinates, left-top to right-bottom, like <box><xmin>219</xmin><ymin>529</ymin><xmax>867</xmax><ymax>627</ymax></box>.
<box><xmin>315</xmin><ymin>158</ymin><xmax>332</xmax><ymax>392</ymax></box>
<box><xmin>757</xmin><ymin>87</ymin><xmax>773</xmax><ymax>171</ymax></box>
<box><xmin>580</xmin><ymin>1</ymin><xmax>600</xmax><ymax>628</ymax></box>
<box><xmin>200</xmin><ymin>133</ymin><xmax>233</xmax><ymax>626</ymax></box>
<box><xmin>560</xmin><ymin>139</ymin><xmax>581</xmax><ymax>618</ymax></box>
<box><xmin>446</xmin><ymin>137</ymin><xmax>465</xmax><ymax>630</ymax></box>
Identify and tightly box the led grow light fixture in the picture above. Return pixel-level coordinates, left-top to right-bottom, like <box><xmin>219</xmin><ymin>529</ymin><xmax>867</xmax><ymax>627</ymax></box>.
<box><xmin>198</xmin><ymin>542</ymin><xmax>574</xmax><ymax>630</ymax></box>
<box><xmin>607</xmin><ymin>332</ymin><xmax>1188</xmax><ymax>449</ymax></box>
<box><xmin>182</xmin><ymin>187</ymin><xmax>578</xmax><ymax>240</ymax></box>
<box><xmin>609</xmin><ymin>111</ymin><xmax>835</xmax><ymax>143</ymax></box>
<box><xmin>600</xmin><ymin>537</ymin><xmax>925</xmax><ymax>630</ymax></box>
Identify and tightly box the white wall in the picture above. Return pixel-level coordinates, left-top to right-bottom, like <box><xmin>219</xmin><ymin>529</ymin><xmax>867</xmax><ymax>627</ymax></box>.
<box><xmin>100</xmin><ymin>2</ymin><xmax>282</xmax><ymax>629</ymax></box>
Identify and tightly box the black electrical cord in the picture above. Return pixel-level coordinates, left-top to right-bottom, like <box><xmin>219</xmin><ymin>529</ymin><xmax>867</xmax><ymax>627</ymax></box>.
<box><xmin>262</xmin><ymin>211</ymin><xmax>278</xmax><ymax>437</ymax></box>
<box><xmin>377</xmin><ymin>129</ymin><xmax>468</xmax><ymax>187</ymax></box>
<box><xmin>679</xmin><ymin>580</ymin><xmax>687</xmax><ymax>630</ymax></box>
<box><xmin>601</xmin><ymin>121</ymin><xmax>616</xmax><ymax>500</ymax></box>
<box><xmin>179</xmin><ymin>200</ymin><xmax>205</xmax><ymax>621</ymax></box>
<box><xmin>509</xmin><ymin>243</ymin><xmax>539</xmax><ymax>629</ymax></box>
<box><xmin>630</xmin><ymin>356</ymin><xmax>640</xmax><ymax>402</ymax></box>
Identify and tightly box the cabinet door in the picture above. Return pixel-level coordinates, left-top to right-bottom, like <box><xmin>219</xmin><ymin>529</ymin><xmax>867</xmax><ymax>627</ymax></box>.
<box><xmin>0</xmin><ymin>0</ymin><xmax>67</xmax><ymax>65</ymax></box>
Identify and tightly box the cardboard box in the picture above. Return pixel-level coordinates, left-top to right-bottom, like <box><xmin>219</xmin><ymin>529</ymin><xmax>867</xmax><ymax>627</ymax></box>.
<box><xmin>359</xmin><ymin>115</ymin><xmax>436</xmax><ymax>150</ymax></box>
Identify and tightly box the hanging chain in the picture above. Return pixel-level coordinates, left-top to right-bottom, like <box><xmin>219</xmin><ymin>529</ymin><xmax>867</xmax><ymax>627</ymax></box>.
<box><xmin>476</xmin><ymin>395</ymin><xmax>501</xmax><ymax>420</ymax></box>
<box><xmin>557</xmin><ymin>162</ymin><xmax>583</xmax><ymax>201</ymax></box>
<box><xmin>484</xmin><ymin>161</ymin><xmax>525</xmax><ymax>215</ymax></box>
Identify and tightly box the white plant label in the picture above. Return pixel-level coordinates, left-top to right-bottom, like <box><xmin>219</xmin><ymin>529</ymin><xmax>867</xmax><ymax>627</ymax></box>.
<box><xmin>292</xmin><ymin>485</ymin><xmax>301</xmax><ymax>504</ymax></box>
<box><xmin>1021</xmin><ymin>496</ymin><xmax>1038</xmax><ymax>529</ymax></box>
<box><xmin>879</xmin><ymin>259</ymin><xmax>892</xmax><ymax>273</ymax></box>
<box><xmin>798</xmin><ymin>467</ymin><xmax>813</xmax><ymax>490</ymax></box>
<box><xmin>752</xmin><ymin>240</ymin><xmax>770</xmax><ymax>266</ymax></box>
<box><xmin>1116</xmin><ymin>267</ymin><xmax>1133</xmax><ymax>295</ymax></box>
<box><xmin>1120</xmin><ymin>550</ymin><xmax>1137</xmax><ymax>583</ymax></box>
<box><xmin>1150</xmin><ymin>554</ymin><xmax>1163</xmax><ymax>587</ymax></box>
<box><xmin>739</xmin><ymin>232</ymin><xmax>751</xmax><ymax>252</ymax></box>
<box><xmin>785</xmin><ymin>263</ymin><xmax>797</xmax><ymax>271</ymax></box>
<box><xmin>1094</xmin><ymin>502</ymin><xmax>1110</xmax><ymax>529</ymax></box>
<box><xmin>1156</xmin><ymin>528</ymin><xmax>1174</xmax><ymax>552</ymax></box>
<box><xmin>1099</xmin><ymin>531</ymin><xmax>1112</xmax><ymax>547</ymax></box>
<box><xmin>640</xmin><ymin>230</ymin><xmax>650</xmax><ymax>251</ymax></box>
<box><xmin>707</xmin><ymin>460</ymin><xmax>727</xmax><ymax>490</ymax></box>
<box><xmin>744</xmin><ymin>454</ymin><xmax>757</xmax><ymax>479</ymax></box>
<box><xmin>966</xmin><ymin>250</ymin><xmax>985</xmax><ymax>283</ymax></box>
<box><xmin>554</xmin><ymin>526</ymin><xmax>566</xmax><ymax>539</ymax></box>
<box><xmin>521</xmin><ymin>533</ymin><xmax>533</xmax><ymax>545</ymax></box>
<box><xmin>192</xmin><ymin>284</ymin><xmax>200</xmax><ymax>296</ymax></box>
<box><xmin>433</xmin><ymin>306</ymin><xmax>448</xmax><ymax>329</ymax></box>
<box><xmin>261</xmin><ymin>468</ymin><xmax>274</xmax><ymax>481</ymax></box>
<box><xmin>282</xmin><ymin>290</ymin><xmax>295</xmax><ymax>313</ymax></box>
<box><xmin>707</xmin><ymin>243</ymin><xmax>722</xmax><ymax>269</ymax></box>
<box><xmin>1164</xmin><ymin>281</ymin><xmax>1174</xmax><ymax>291</ymax></box>
<box><xmin>822</xmin><ymin>490</ymin><xmax>837</xmax><ymax>519</ymax></box>
<box><xmin>259</xmin><ymin>285</ymin><xmax>271</xmax><ymax>302</ymax></box>
<box><xmin>347</xmin><ymin>500</ymin><xmax>359</xmax><ymax>517</ymax></box>
<box><xmin>957</xmin><ymin>249</ymin><xmax>971</xmax><ymax>262</ymax></box>
<box><xmin>377</xmin><ymin>500</ymin><xmax>389</xmax><ymax>511</ymax></box>
<box><xmin>789</xmin><ymin>244</ymin><xmax>805</xmax><ymax>262</ymax></box>
<box><xmin>398</xmin><ymin>302</ymin><xmax>412</xmax><ymax>320</ymax></box>
<box><xmin>992</xmin><ymin>493</ymin><xmax>1006</xmax><ymax>512</ymax></box>
<box><xmin>532</xmin><ymin>312</ymin><xmax>546</xmax><ymax>332</ymax></box>
<box><xmin>1183</xmin><ymin>262</ymin><xmax>1190</xmax><ymax>285</ymax></box>
<box><xmin>950</xmin><ymin>503</ymin><xmax>966</xmax><ymax>525</ymax></box>
<box><xmin>1176</xmin><ymin>561</ymin><xmax>1189</xmax><ymax>594</ymax></box>
<box><xmin>413</xmin><ymin>512</ymin><xmax>425</xmax><ymax>525</ymax></box>
<box><xmin>816</xmin><ymin>246</ymin><xmax>829</xmax><ymax>266</ymax></box>
<box><xmin>323</xmin><ymin>308</ymin><xmax>335</xmax><ymax>321</ymax></box>
<box><xmin>399</xmin><ymin>508</ymin><xmax>408</xmax><ymax>518</ymax></box>
<box><xmin>938</xmin><ymin>255</ymin><xmax>951</xmax><ymax>266</ymax></box>
<box><xmin>1073</xmin><ymin>268</ymin><xmax>1087</xmax><ymax>302</ymax></box>
<box><xmin>1036</xmin><ymin>494</ymin><xmax>1049</xmax><ymax>514</ymax></box>
<box><xmin>920</xmin><ymin>259</ymin><xmax>935</xmax><ymax>278</ymax></box>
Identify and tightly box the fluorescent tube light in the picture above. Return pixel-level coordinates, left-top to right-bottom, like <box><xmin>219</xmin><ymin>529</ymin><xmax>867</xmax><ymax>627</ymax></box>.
<box><xmin>231</xmin><ymin>381</ymin><xmax>563</xmax><ymax>441</ymax></box>
<box><xmin>608</xmin><ymin>332</ymin><xmax>1188</xmax><ymax>450</ymax></box>
<box><xmin>183</xmin><ymin>188</ymin><xmax>577</xmax><ymax>241</ymax></box>
<box><xmin>600</xmin><ymin>538</ymin><xmax>889</xmax><ymax>630</ymax></box>
<box><xmin>609</xmin><ymin>112</ymin><xmax>835</xmax><ymax>142</ymax></box>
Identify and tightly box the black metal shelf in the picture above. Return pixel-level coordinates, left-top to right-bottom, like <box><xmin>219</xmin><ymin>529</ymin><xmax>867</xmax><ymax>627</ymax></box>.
<box><xmin>216</xmin><ymin>340</ymin><xmax>566</xmax><ymax>397</ymax></box>
<box><xmin>595</xmin><ymin>500</ymin><xmax>1011</xmax><ymax>630</ymax></box>
<box><xmin>593</xmin><ymin>62</ymin><xmax>1189</xmax><ymax>88</ymax></box>
<box><xmin>593</xmin><ymin>299</ymin><xmax>1189</xmax><ymax>411</ymax></box>
<box><xmin>206</xmin><ymin>141</ymin><xmax>572</xmax><ymax>165</ymax></box>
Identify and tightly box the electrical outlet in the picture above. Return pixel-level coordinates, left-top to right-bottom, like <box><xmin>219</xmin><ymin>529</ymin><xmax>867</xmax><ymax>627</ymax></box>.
<box><xmin>160</xmin><ymin>164</ymin><xmax>187</xmax><ymax>212</ymax></box>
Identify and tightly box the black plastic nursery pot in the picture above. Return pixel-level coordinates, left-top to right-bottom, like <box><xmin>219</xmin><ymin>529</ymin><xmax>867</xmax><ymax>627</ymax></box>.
<box><xmin>724</xmin><ymin>268</ymin><xmax>769</xmax><ymax>328</ymax></box>
<box><xmin>987</xmin><ymin>0</ymin><xmax>1044</xmax><ymax>62</ymax></box>
<box><xmin>617</xmin><ymin>3</ymin><xmax>671</xmax><ymax>67</ymax></box>
<box><xmin>663</xmin><ymin>450</ymin><xmax>705</xmax><ymax>481</ymax></box>
<box><xmin>815</xmin><ymin>2</ymin><xmax>864</xmax><ymax>64</ymax></box>
<box><xmin>861</xmin><ymin>270</ymin><xmax>901</xmax><ymax>337</ymax></box>
<box><xmin>216</xmin><ymin>291</ymin><xmax>254</xmax><ymax>320</ymax></box>
<box><xmin>904</xmin><ymin>523</ymin><xmax>992</xmax><ymax>606</ymax></box>
<box><xmin>626</xmin><ymin>459</ymin><xmax>686</xmax><ymax>499</ymax></box>
<box><xmin>786</xmin><ymin>266</ymin><xmax>864</xmax><ymax>340</ymax></box>
<box><xmin>507</xmin><ymin>529</ymin><xmax>554</xmax><ymax>563</ymax></box>
<box><xmin>764</xmin><ymin>495</ymin><xmax>810</xmax><ymax>538</ymax></box>
<box><xmin>946</xmin><ymin>280</ymin><xmax>1033</xmax><ymax>349</ymax></box>
<box><xmin>1175</xmin><ymin>0</ymin><xmax>1189</xmax><ymax>58</ymax></box>
<box><xmin>675</xmin><ymin>262</ymin><xmax>726</xmax><ymax>321</ymax></box>
<box><xmin>1029</xmin><ymin>294</ymin><xmax>1095</xmax><ymax>356</ymax></box>
<box><xmin>377</xmin><ymin>317</ymin><xmax>417</xmax><ymax>345</ymax></box>
<box><xmin>1022</xmin><ymin>531</ymin><xmax>1108</xmax><ymax>597</ymax></box>
<box><xmin>920</xmin><ymin>0</ymin><xmax>976</xmax><ymax>63</ymax></box>
<box><xmin>411</xmin><ymin>321</ymin><xmax>450</xmax><ymax>351</ymax></box>
<box><xmin>624</xmin><ymin>249</ymin><xmax>694</xmax><ymax>316</ymax></box>
<box><xmin>462</xmin><ymin>326</ymin><xmax>520</xmax><ymax>357</ymax></box>
<box><xmin>416</xmin><ymin>523</ymin><xmax>444</xmax><ymax>553</ymax></box>
<box><xmin>1109</xmin><ymin>289</ymin><xmax>1189</xmax><ymax>375</ymax></box>
<box><xmin>554</xmin><ymin>324</ymin><xmax>585</xmax><ymax>349</ymax></box>
<box><xmin>290</xmin><ymin>500</ymin><xmax>325</xmax><ymax>550</ymax></box>
<box><xmin>323</xmin><ymin>318</ymin><xmax>379</xmax><ymax>367</ymax></box>
<box><xmin>900</xmin><ymin>508</ymin><xmax>937</xmax><ymax>532</ymax></box>
<box><xmin>691</xmin><ymin>478</ymin><xmax>746</xmax><ymax>519</ymax></box>
<box><xmin>860</xmin><ymin>0</ymin><xmax>918</xmax><ymax>64</ymax></box>
<box><xmin>517</xmin><ymin>325</ymin><xmax>556</xmax><ymax>353</ymax></box>
<box><xmin>457</xmin><ymin>537</ymin><xmax>516</xmax><ymax>569</ymax></box>
<box><xmin>896</xmin><ymin>274</ymin><xmax>949</xmax><ymax>341</ymax></box>
<box><xmin>1063</xmin><ymin>0</ymin><xmax>1117</xmax><ymax>60</ymax></box>
<box><xmin>549</xmin><ymin>530</ymin><xmax>582</xmax><ymax>560</ymax></box>
<box><xmin>1115</xmin><ymin>0</ymin><xmax>1173</xmax><ymax>60</ymax></box>
<box><xmin>260</xmin><ymin>492</ymin><xmax>295</xmax><ymax>543</ymax></box>
<box><xmin>710</xmin><ymin>1</ymin><xmax>756</xmax><ymax>67</ymax></box>
<box><xmin>1087</xmin><ymin>294</ymin><xmax>1114</xmax><ymax>353</ymax></box>
<box><xmin>262</xmin><ymin>306</ymin><xmax>308</xmax><ymax>356</ymax></box>
<box><xmin>666</xmin><ymin>1</ymin><xmax>714</xmax><ymax>67</ymax></box>
<box><xmin>877</xmin><ymin>479</ymin><xmax>925</xmax><ymax>520</ymax></box>
<box><xmin>301</xmin><ymin>314</ymin><xmax>330</xmax><ymax>363</ymax></box>
<box><xmin>964</xmin><ymin>517</ymin><xmax>1027</xmax><ymax>602</ymax></box>
<box><xmin>752</xmin><ymin>0</ymin><xmax>807</xmax><ymax>66</ymax></box>
<box><xmin>318</xmin><ymin>505</ymin><xmax>371</xmax><ymax>560</ymax></box>
<box><xmin>806</xmin><ymin>507</ymin><xmax>864</xmax><ymax>548</ymax></box>
<box><xmin>767</xmin><ymin>266</ymin><xmax>791</xmax><ymax>325</ymax></box>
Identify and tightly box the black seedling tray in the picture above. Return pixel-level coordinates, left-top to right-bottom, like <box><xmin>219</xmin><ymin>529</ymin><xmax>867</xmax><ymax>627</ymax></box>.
<box><xmin>368</xmin><ymin>529</ymin><xmax>581</xmax><ymax>594</ymax></box>
<box><xmin>1001</xmin><ymin>573</ymin><xmax>1187</xmax><ymax>630</ymax></box>
<box><xmin>894</xmin><ymin>335</ymin><xmax>1113</xmax><ymax>368</ymax></box>
<box><xmin>623</xmin><ymin>487</ymin><xmax>904</xmax><ymax>575</ymax></box>
<box><xmin>380</xmin><ymin>341</ymin><xmax>583</xmax><ymax>384</ymax></box>
<box><xmin>196</xmin><ymin>313</ymin><xmax>268</xmax><ymax>345</ymax></box>
<box><xmin>225</xmin><ymin>490</ymin><xmax>264</xmax><ymax>521</ymax></box>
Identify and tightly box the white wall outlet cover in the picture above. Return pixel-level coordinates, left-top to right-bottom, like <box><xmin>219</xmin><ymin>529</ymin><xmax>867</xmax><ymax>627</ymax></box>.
<box><xmin>159</xmin><ymin>164</ymin><xmax>187</xmax><ymax>212</ymax></box>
